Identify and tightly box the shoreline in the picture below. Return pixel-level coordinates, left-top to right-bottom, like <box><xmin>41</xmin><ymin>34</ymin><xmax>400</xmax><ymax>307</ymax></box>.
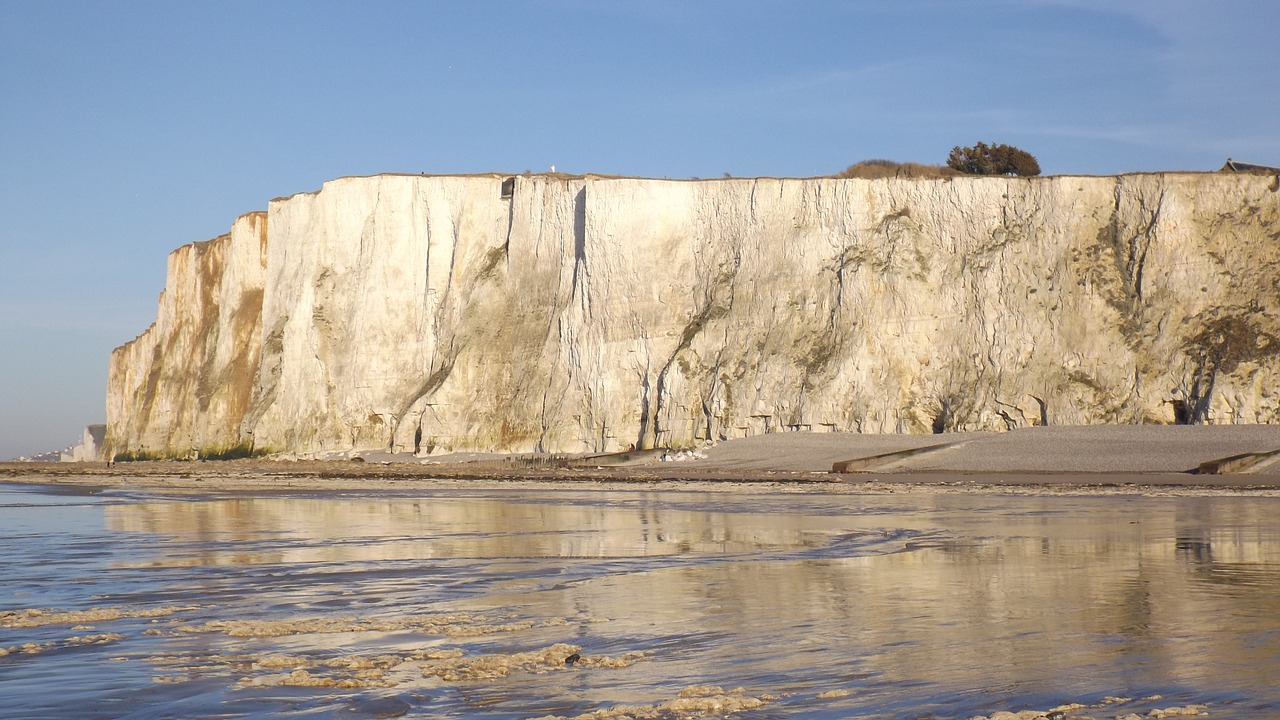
<box><xmin>7</xmin><ymin>426</ymin><xmax>1280</xmax><ymax>497</ymax></box>
<box><xmin>4</xmin><ymin>464</ymin><xmax>1280</xmax><ymax>499</ymax></box>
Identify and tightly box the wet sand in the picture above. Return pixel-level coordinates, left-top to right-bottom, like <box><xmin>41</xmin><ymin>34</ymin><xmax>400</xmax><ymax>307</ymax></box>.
<box><xmin>5</xmin><ymin>456</ymin><xmax>1280</xmax><ymax>718</ymax></box>
<box><xmin>4</xmin><ymin>426</ymin><xmax>1279</xmax><ymax>495</ymax></box>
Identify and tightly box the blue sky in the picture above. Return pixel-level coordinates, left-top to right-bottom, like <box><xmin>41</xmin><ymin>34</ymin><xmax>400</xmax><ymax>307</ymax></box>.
<box><xmin>1</xmin><ymin>0</ymin><xmax>1277</xmax><ymax>459</ymax></box>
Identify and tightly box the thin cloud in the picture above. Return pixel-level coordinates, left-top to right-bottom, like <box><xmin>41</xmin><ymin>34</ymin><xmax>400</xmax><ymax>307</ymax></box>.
<box><xmin>674</xmin><ymin>60</ymin><xmax>935</xmax><ymax>121</ymax></box>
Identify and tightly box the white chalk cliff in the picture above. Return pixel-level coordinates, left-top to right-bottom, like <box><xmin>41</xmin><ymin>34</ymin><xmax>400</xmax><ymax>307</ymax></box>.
<box><xmin>106</xmin><ymin>173</ymin><xmax>1280</xmax><ymax>458</ymax></box>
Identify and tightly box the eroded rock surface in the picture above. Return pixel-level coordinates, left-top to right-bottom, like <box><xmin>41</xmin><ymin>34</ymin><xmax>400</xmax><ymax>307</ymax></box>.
<box><xmin>106</xmin><ymin>173</ymin><xmax>1280</xmax><ymax>457</ymax></box>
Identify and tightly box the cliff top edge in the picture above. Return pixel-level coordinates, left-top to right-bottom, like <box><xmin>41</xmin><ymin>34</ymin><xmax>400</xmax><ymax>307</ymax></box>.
<box><xmin>265</xmin><ymin>169</ymin><xmax>1255</xmax><ymax>205</ymax></box>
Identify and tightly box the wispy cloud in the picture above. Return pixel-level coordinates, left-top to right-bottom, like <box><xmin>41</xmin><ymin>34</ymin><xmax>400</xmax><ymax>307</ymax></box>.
<box><xmin>669</xmin><ymin>59</ymin><xmax>939</xmax><ymax>121</ymax></box>
<box><xmin>1028</xmin><ymin>0</ymin><xmax>1280</xmax><ymax>102</ymax></box>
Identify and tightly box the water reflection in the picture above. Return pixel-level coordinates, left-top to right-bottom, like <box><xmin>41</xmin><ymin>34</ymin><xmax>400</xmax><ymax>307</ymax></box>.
<box><xmin>105</xmin><ymin>493</ymin><xmax>872</xmax><ymax>565</ymax></box>
<box><xmin>4</xmin><ymin>485</ymin><xmax>1280</xmax><ymax>719</ymax></box>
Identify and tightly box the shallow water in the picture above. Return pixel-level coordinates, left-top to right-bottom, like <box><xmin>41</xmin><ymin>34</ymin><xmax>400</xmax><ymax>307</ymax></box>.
<box><xmin>2</xmin><ymin>482</ymin><xmax>1279</xmax><ymax>719</ymax></box>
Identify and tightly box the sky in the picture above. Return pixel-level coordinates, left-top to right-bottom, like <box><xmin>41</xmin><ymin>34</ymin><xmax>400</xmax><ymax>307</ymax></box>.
<box><xmin>1</xmin><ymin>0</ymin><xmax>1277</xmax><ymax>460</ymax></box>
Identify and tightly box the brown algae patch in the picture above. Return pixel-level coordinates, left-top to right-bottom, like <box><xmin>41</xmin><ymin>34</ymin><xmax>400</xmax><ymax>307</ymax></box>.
<box><xmin>0</xmin><ymin>606</ymin><xmax>192</xmax><ymax>629</ymax></box>
<box><xmin>153</xmin><ymin>643</ymin><xmax>647</xmax><ymax>690</ymax></box>
<box><xmin>241</xmin><ymin>648</ymin><xmax>462</xmax><ymax>689</ymax></box>
<box><xmin>423</xmin><ymin>643</ymin><xmax>649</xmax><ymax>681</ymax></box>
<box><xmin>241</xmin><ymin>667</ymin><xmax>399</xmax><ymax>689</ymax></box>
<box><xmin>139</xmin><ymin>609</ymin><xmax>638</xmax><ymax>690</ymax></box>
<box><xmin>149</xmin><ymin>648</ymin><xmax>455</xmax><ymax>689</ymax></box>
<box><xmin>970</xmin><ymin>697</ymin><xmax>1210</xmax><ymax>719</ymax></box>
<box><xmin>532</xmin><ymin>685</ymin><xmax>777</xmax><ymax>720</ymax></box>
<box><xmin>174</xmin><ymin>613</ymin><xmax>557</xmax><ymax>638</ymax></box>
<box><xmin>816</xmin><ymin>688</ymin><xmax>850</xmax><ymax>699</ymax></box>
<box><xmin>1</xmin><ymin>633</ymin><xmax>125</xmax><ymax>658</ymax></box>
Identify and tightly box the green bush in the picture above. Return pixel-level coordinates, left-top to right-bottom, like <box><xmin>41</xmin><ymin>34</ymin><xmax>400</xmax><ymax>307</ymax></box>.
<box><xmin>946</xmin><ymin>142</ymin><xmax>1041</xmax><ymax>176</ymax></box>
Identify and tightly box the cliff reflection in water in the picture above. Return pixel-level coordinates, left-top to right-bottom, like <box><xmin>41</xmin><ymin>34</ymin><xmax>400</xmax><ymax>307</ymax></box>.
<box><xmin>102</xmin><ymin>490</ymin><xmax>1280</xmax><ymax>711</ymax></box>
<box><xmin>105</xmin><ymin>492</ymin><xmax>851</xmax><ymax>565</ymax></box>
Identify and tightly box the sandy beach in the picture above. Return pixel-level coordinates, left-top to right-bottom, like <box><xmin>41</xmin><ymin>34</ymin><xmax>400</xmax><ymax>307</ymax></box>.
<box><xmin>4</xmin><ymin>425</ymin><xmax>1279</xmax><ymax>495</ymax></box>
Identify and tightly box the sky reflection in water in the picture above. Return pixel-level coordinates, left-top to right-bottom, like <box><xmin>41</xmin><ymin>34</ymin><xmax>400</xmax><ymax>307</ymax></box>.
<box><xmin>2</xmin><ymin>483</ymin><xmax>1279</xmax><ymax>719</ymax></box>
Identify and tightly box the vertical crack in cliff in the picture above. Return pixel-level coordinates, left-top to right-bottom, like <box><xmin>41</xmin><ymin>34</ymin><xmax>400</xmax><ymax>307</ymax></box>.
<box><xmin>981</xmin><ymin>254</ymin><xmax>1011</xmax><ymax>421</ymax></box>
<box><xmin>307</xmin><ymin>267</ymin><xmax>348</xmax><ymax>451</ymax></box>
<box><xmin>536</xmin><ymin>187</ymin><xmax>589</xmax><ymax>452</ymax></box>
<box><xmin>360</xmin><ymin>187</ymin><xmax>384</xmax><ymax>258</ymax></box>
<box><xmin>387</xmin><ymin>187</ymin><xmax>507</xmax><ymax>450</ymax></box>
<box><xmin>1126</xmin><ymin>189</ymin><xmax>1164</xmax><ymax>306</ymax></box>
<box><xmin>392</xmin><ymin>234</ymin><xmax>508</xmax><ymax>451</ymax></box>
<box><xmin>503</xmin><ymin>178</ymin><xmax>517</xmax><ymax>260</ymax></box>
<box><xmin>795</xmin><ymin>247</ymin><xmax>856</xmax><ymax>411</ymax></box>
<box><xmin>569</xmin><ymin>188</ymin><xmax>589</xmax><ymax>305</ymax></box>
<box><xmin>136</xmin><ymin>337</ymin><xmax>167</xmax><ymax>451</ymax></box>
<box><xmin>635</xmin><ymin>343</ymin><xmax>653</xmax><ymax>449</ymax></box>
<box><xmin>242</xmin><ymin>326</ymin><xmax>285</xmax><ymax>446</ymax></box>
<box><xmin>536</xmin><ymin>323</ymin><xmax>562</xmax><ymax>454</ymax></box>
<box><xmin>829</xmin><ymin>247</ymin><xmax>855</xmax><ymax>330</ymax></box>
<box><xmin>699</xmin><ymin>356</ymin><xmax>726</xmax><ymax>441</ymax></box>
<box><xmin>645</xmin><ymin>249</ymin><xmax>742</xmax><ymax>448</ymax></box>
<box><xmin>947</xmin><ymin>239</ymin><xmax>1001</xmax><ymax>433</ymax></box>
<box><xmin>390</xmin><ymin>342</ymin><xmax>460</xmax><ymax>450</ymax></box>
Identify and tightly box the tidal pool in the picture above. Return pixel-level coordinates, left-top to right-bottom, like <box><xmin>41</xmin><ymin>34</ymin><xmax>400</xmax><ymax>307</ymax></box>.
<box><xmin>2</xmin><ymin>481</ymin><xmax>1278</xmax><ymax>719</ymax></box>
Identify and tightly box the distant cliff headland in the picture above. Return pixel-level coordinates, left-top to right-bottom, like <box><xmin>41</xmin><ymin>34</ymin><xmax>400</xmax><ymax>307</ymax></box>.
<box><xmin>105</xmin><ymin>172</ymin><xmax>1280</xmax><ymax>460</ymax></box>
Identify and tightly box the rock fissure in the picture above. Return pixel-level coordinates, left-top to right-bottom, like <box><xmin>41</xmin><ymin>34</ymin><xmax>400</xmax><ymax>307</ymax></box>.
<box><xmin>1127</xmin><ymin>189</ymin><xmax>1164</xmax><ymax>305</ymax></box>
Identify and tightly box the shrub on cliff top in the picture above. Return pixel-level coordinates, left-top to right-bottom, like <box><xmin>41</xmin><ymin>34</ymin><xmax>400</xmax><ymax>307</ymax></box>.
<box><xmin>946</xmin><ymin>142</ymin><xmax>1041</xmax><ymax>176</ymax></box>
<box><xmin>835</xmin><ymin>159</ymin><xmax>959</xmax><ymax>179</ymax></box>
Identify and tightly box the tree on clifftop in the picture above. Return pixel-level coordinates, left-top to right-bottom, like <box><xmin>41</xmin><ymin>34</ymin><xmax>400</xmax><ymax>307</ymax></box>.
<box><xmin>947</xmin><ymin>142</ymin><xmax>1041</xmax><ymax>176</ymax></box>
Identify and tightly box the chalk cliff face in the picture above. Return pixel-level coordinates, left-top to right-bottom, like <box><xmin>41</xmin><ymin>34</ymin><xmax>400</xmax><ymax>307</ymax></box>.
<box><xmin>106</xmin><ymin>173</ymin><xmax>1280</xmax><ymax>457</ymax></box>
<box><xmin>107</xmin><ymin>212</ymin><xmax>267</xmax><ymax>454</ymax></box>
